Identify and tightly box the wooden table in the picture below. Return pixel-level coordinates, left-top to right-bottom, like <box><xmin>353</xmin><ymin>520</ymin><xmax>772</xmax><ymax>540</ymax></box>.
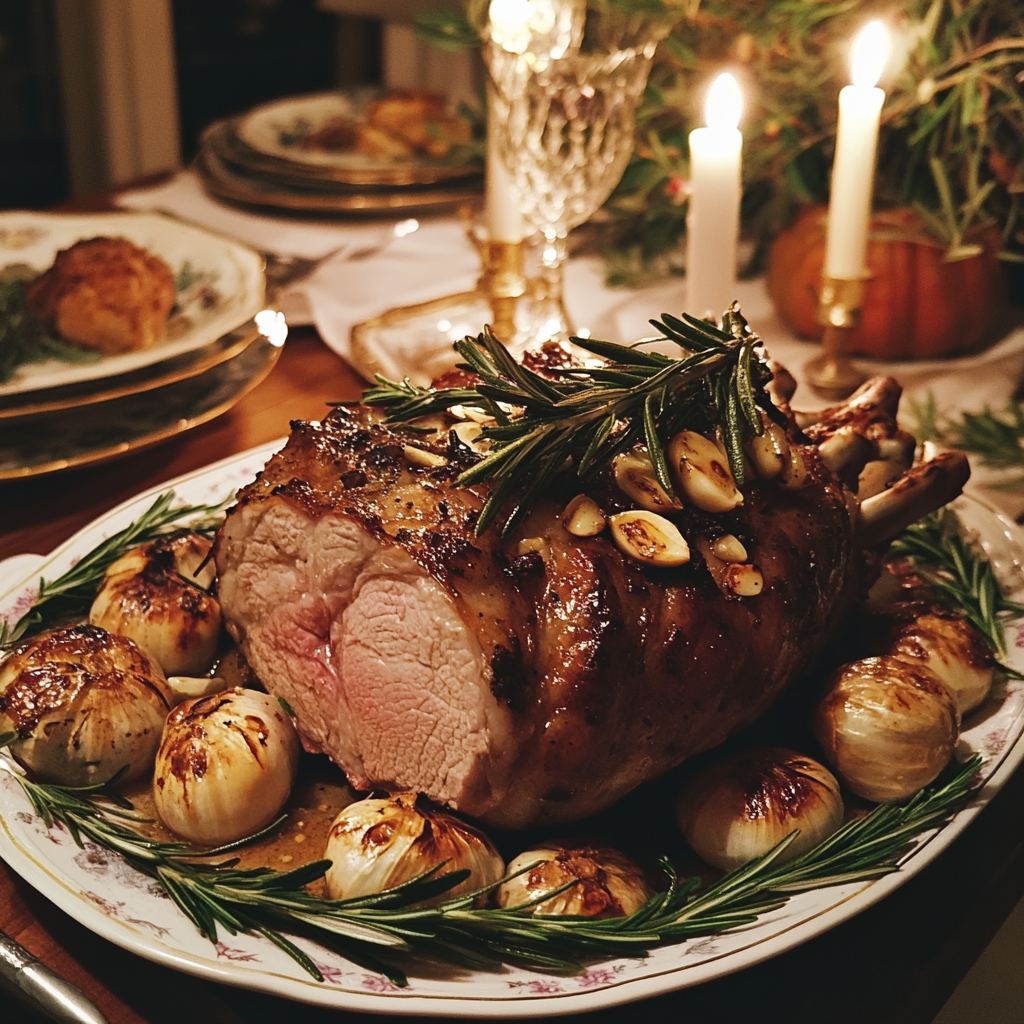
<box><xmin>2</xmin><ymin>192</ymin><xmax>1023</xmax><ymax>1024</ymax></box>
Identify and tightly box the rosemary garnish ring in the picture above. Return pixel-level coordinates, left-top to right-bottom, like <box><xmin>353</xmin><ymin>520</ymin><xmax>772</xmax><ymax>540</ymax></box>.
<box><xmin>363</xmin><ymin>307</ymin><xmax>776</xmax><ymax>536</ymax></box>
<box><xmin>0</xmin><ymin>744</ymin><xmax>986</xmax><ymax>987</ymax></box>
<box><xmin>0</xmin><ymin>375</ymin><xmax>1015</xmax><ymax>986</ymax></box>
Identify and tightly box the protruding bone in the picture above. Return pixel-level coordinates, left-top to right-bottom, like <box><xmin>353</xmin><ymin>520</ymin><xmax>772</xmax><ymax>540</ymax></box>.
<box><xmin>805</xmin><ymin>376</ymin><xmax>904</xmax><ymax>443</ymax></box>
<box><xmin>858</xmin><ymin>431</ymin><xmax>917</xmax><ymax>500</ymax></box>
<box><xmin>859</xmin><ymin>450</ymin><xmax>971</xmax><ymax>547</ymax></box>
<box><xmin>817</xmin><ymin>425</ymin><xmax>877</xmax><ymax>489</ymax></box>
<box><xmin>836</xmin><ymin>376</ymin><xmax>903</xmax><ymax>419</ymax></box>
<box><xmin>792</xmin><ymin>408</ymin><xmax>821</xmax><ymax>430</ymax></box>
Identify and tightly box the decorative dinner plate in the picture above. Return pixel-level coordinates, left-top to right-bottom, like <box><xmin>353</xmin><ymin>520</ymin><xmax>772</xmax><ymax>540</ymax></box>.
<box><xmin>0</xmin><ymin>458</ymin><xmax>1022</xmax><ymax>1015</ymax></box>
<box><xmin>0</xmin><ymin>316</ymin><xmax>285</xmax><ymax>480</ymax></box>
<box><xmin>0</xmin><ymin>317</ymin><xmax>262</xmax><ymax>421</ymax></box>
<box><xmin>0</xmin><ymin>212</ymin><xmax>265</xmax><ymax>398</ymax></box>
<box><xmin>234</xmin><ymin>91</ymin><xmax>481</xmax><ymax>185</ymax></box>
<box><xmin>197</xmin><ymin>143</ymin><xmax>482</xmax><ymax>217</ymax></box>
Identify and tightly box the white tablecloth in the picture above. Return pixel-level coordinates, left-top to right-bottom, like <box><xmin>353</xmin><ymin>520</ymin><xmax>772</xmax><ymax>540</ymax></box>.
<box><xmin>119</xmin><ymin>171</ymin><xmax>1024</xmax><ymax>516</ymax></box>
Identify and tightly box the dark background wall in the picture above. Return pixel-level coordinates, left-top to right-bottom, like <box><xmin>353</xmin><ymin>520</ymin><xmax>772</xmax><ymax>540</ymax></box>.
<box><xmin>0</xmin><ymin>0</ymin><xmax>67</xmax><ymax>208</ymax></box>
<box><xmin>173</xmin><ymin>0</ymin><xmax>380</xmax><ymax>162</ymax></box>
<box><xmin>0</xmin><ymin>0</ymin><xmax>383</xmax><ymax>209</ymax></box>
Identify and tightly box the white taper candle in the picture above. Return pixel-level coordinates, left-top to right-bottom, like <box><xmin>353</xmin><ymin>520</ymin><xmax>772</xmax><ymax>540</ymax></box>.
<box><xmin>485</xmin><ymin>86</ymin><xmax>524</xmax><ymax>243</ymax></box>
<box><xmin>823</xmin><ymin>21</ymin><xmax>889</xmax><ymax>280</ymax></box>
<box><xmin>686</xmin><ymin>73</ymin><xmax>743</xmax><ymax>321</ymax></box>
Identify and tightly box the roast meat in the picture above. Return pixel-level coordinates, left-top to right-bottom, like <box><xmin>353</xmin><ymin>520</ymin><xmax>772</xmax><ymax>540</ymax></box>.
<box><xmin>213</xmin><ymin>376</ymin><xmax>969</xmax><ymax>829</ymax></box>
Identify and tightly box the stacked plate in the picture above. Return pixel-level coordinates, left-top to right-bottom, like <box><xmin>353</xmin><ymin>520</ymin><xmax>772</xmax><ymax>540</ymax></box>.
<box><xmin>0</xmin><ymin>211</ymin><xmax>281</xmax><ymax>480</ymax></box>
<box><xmin>195</xmin><ymin>91</ymin><xmax>484</xmax><ymax>215</ymax></box>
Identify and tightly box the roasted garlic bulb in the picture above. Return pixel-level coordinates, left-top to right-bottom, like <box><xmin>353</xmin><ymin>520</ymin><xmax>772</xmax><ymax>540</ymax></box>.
<box><xmin>676</xmin><ymin>748</ymin><xmax>844</xmax><ymax>872</ymax></box>
<box><xmin>814</xmin><ymin>656</ymin><xmax>960</xmax><ymax>802</ymax></box>
<box><xmin>153</xmin><ymin>687</ymin><xmax>300</xmax><ymax>845</ymax></box>
<box><xmin>496</xmin><ymin>841</ymin><xmax>653</xmax><ymax>917</ymax></box>
<box><xmin>324</xmin><ymin>792</ymin><xmax>504</xmax><ymax>903</ymax></box>
<box><xmin>0</xmin><ymin>624</ymin><xmax>172</xmax><ymax>786</ymax></box>
<box><xmin>90</xmin><ymin>531</ymin><xmax>221</xmax><ymax>677</ymax></box>
<box><xmin>889</xmin><ymin>613</ymin><xmax>994</xmax><ymax>715</ymax></box>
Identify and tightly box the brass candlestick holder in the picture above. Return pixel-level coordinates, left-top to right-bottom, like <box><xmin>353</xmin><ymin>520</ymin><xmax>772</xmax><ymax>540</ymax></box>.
<box><xmin>804</xmin><ymin>276</ymin><xmax>869</xmax><ymax>401</ymax></box>
<box><xmin>348</xmin><ymin>227</ymin><xmax>528</xmax><ymax>386</ymax></box>
<box><xmin>479</xmin><ymin>239</ymin><xmax>527</xmax><ymax>345</ymax></box>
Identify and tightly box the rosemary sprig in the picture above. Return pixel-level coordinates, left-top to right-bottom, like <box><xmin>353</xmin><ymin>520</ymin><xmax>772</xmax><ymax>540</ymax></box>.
<box><xmin>364</xmin><ymin>310</ymin><xmax>774</xmax><ymax>535</ymax></box>
<box><xmin>0</xmin><ymin>491</ymin><xmax>228</xmax><ymax>649</ymax></box>
<box><xmin>889</xmin><ymin>508</ymin><xmax>1024</xmax><ymax>666</ymax></box>
<box><xmin>908</xmin><ymin>391</ymin><xmax>1024</xmax><ymax>489</ymax></box>
<box><xmin>0</xmin><ymin>741</ymin><xmax>984</xmax><ymax>984</ymax></box>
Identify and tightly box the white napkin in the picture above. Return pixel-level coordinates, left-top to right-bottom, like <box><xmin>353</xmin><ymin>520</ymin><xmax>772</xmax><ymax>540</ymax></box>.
<box><xmin>117</xmin><ymin>171</ymin><xmax>481</xmax><ymax>353</ymax></box>
<box><xmin>117</xmin><ymin>172</ymin><xmax>386</xmax><ymax>260</ymax></box>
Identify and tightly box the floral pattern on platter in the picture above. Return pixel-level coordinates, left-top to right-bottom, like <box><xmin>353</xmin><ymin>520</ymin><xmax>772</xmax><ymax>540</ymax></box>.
<box><xmin>1</xmin><ymin>457</ymin><xmax>1023</xmax><ymax>1014</ymax></box>
<box><xmin>72</xmin><ymin>843</ymin><xmax>166</xmax><ymax>900</ymax></box>
<box><xmin>216</xmin><ymin>943</ymin><xmax>262</xmax><ymax>963</ymax></box>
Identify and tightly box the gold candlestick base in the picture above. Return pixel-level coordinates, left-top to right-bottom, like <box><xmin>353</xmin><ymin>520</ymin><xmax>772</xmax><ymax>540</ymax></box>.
<box><xmin>348</xmin><ymin>232</ymin><xmax>529</xmax><ymax>386</ymax></box>
<box><xmin>478</xmin><ymin>239</ymin><xmax>527</xmax><ymax>345</ymax></box>
<box><xmin>804</xmin><ymin>276</ymin><xmax>868</xmax><ymax>401</ymax></box>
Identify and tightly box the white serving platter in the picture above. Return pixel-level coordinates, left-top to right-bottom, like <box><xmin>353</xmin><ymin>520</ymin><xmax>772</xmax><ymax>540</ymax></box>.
<box><xmin>0</xmin><ymin>211</ymin><xmax>265</xmax><ymax>396</ymax></box>
<box><xmin>1</xmin><ymin>447</ymin><xmax>1023</xmax><ymax>1017</ymax></box>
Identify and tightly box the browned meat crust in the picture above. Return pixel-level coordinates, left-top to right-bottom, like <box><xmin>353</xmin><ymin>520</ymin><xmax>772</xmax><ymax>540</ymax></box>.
<box><xmin>215</xmin><ymin>404</ymin><xmax>861</xmax><ymax>828</ymax></box>
<box><xmin>26</xmin><ymin>236</ymin><xmax>175</xmax><ymax>354</ymax></box>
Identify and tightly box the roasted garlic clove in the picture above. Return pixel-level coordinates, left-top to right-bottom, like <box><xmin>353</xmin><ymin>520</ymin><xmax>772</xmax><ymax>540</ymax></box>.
<box><xmin>609</xmin><ymin>511</ymin><xmax>690</xmax><ymax>567</ymax></box>
<box><xmin>725</xmin><ymin>563</ymin><xmax>764</xmax><ymax>597</ymax></box>
<box><xmin>165</xmin><ymin>675</ymin><xmax>227</xmax><ymax>705</ymax></box>
<box><xmin>814</xmin><ymin>656</ymin><xmax>960</xmax><ymax>802</ymax></box>
<box><xmin>324</xmin><ymin>792</ymin><xmax>504</xmax><ymax>904</ymax></box>
<box><xmin>668</xmin><ymin>431</ymin><xmax>743</xmax><ymax>512</ymax></box>
<box><xmin>403</xmin><ymin>445</ymin><xmax>447</xmax><ymax>468</ymax></box>
<box><xmin>745</xmin><ymin>416</ymin><xmax>791</xmax><ymax>480</ymax></box>
<box><xmin>89</xmin><ymin>531</ymin><xmax>221</xmax><ymax>677</ymax></box>
<box><xmin>0</xmin><ymin>624</ymin><xmax>172</xmax><ymax>786</ymax></box>
<box><xmin>517</xmin><ymin>536</ymin><xmax>551</xmax><ymax>560</ymax></box>
<box><xmin>563</xmin><ymin>494</ymin><xmax>606</xmax><ymax>537</ymax></box>
<box><xmin>676</xmin><ymin>748</ymin><xmax>844</xmax><ymax>871</ymax></box>
<box><xmin>890</xmin><ymin>613</ymin><xmax>994</xmax><ymax>715</ymax></box>
<box><xmin>612</xmin><ymin>451</ymin><xmax>681</xmax><ymax>513</ymax></box>
<box><xmin>778</xmin><ymin>445</ymin><xmax>810</xmax><ymax>490</ymax></box>
<box><xmin>496</xmin><ymin>841</ymin><xmax>653</xmax><ymax>917</ymax></box>
<box><xmin>153</xmin><ymin>687</ymin><xmax>300</xmax><ymax>845</ymax></box>
<box><xmin>712</xmin><ymin>534</ymin><xmax>748</xmax><ymax>563</ymax></box>
<box><xmin>450</xmin><ymin>421</ymin><xmax>489</xmax><ymax>453</ymax></box>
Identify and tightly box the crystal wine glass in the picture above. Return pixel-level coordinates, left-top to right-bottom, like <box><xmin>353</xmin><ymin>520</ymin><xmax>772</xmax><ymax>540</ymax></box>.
<box><xmin>485</xmin><ymin>35</ymin><xmax>658</xmax><ymax>346</ymax></box>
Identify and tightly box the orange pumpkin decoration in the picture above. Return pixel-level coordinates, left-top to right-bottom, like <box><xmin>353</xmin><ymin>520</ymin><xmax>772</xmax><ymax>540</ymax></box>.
<box><xmin>767</xmin><ymin>205</ymin><xmax>1006</xmax><ymax>360</ymax></box>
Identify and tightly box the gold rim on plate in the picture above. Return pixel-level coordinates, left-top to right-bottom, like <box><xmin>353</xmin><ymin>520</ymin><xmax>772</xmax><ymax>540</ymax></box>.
<box><xmin>210</xmin><ymin>119</ymin><xmax>483</xmax><ymax>189</ymax></box>
<box><xmin>0</xmin><ymin>332</ymin><xmax>284</xmax><ymax>481</ymax></box>
<box><xmin>0</xmin><ymin>320</ymin><xmax>264</xmax><ymax>421</ymax></box>
<box><xmin>196</xmin><ymin>146</ymin><xmax>482</xmax><ymax>215</ymax></box>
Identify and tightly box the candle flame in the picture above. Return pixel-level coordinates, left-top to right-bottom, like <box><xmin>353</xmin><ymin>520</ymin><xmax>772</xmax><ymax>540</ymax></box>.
<box><xmin>705</xmin><ymin>73</ymin><xmax>742</xmax><ymax>131</ymax></box>
<box><xmin>851</xmin><ymin>21</ymin><xmax>889</xmax><ymax>89</ymax></box>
